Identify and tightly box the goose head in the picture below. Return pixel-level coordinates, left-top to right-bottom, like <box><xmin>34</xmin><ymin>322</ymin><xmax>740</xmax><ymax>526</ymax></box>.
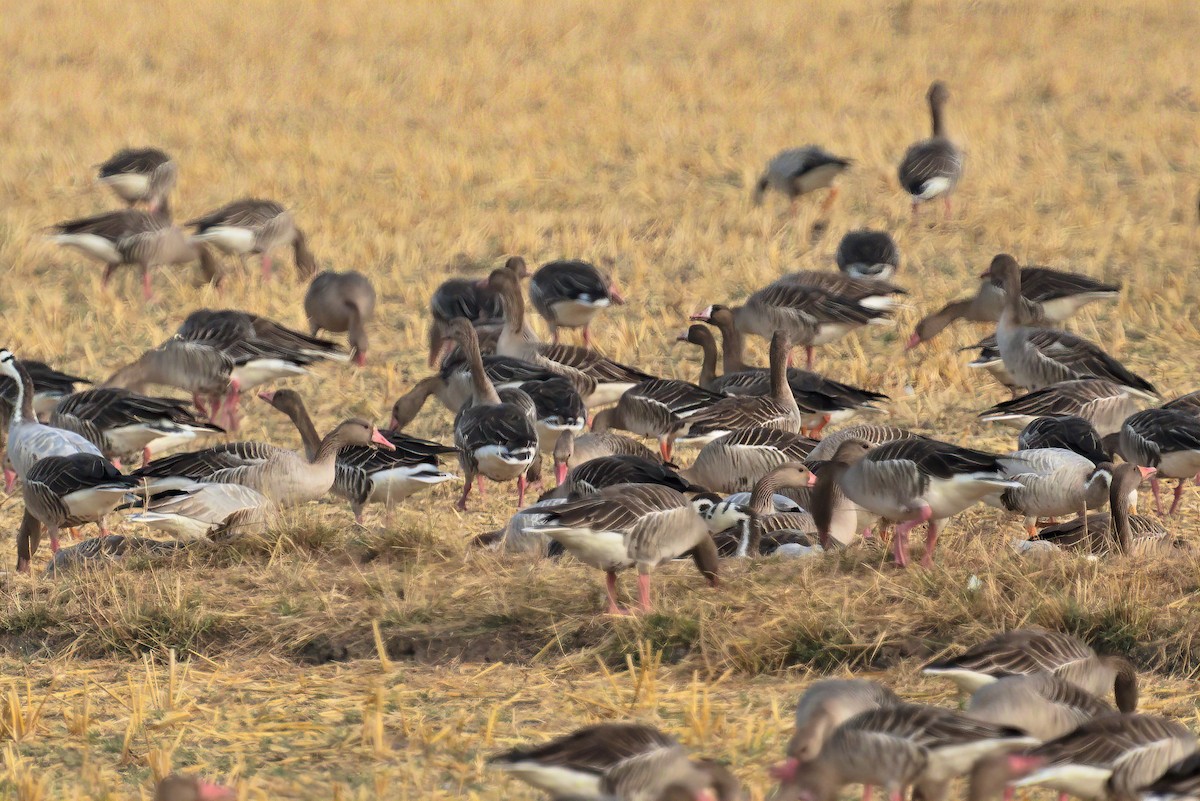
<box><xmin>0</xmin><ymin>349</ymin><xmax>18</xmax><ymax>382</ymax></box>
<box><xmin>982</xmin><ymin>254</ymin><xmax>1022</xmax><ymax>298</ymax></box>
<box><xmin>328</xmin><ymin>418</ymin><xmax>396</xmax><ymax>451</ymax></box>
<box><xmin>154</xmin><ymin>775</ymin><xmax>235</xmax><ymax>801</ymax></box>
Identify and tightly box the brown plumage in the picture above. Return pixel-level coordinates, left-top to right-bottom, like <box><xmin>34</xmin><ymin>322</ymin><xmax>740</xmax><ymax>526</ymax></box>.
<box><xmin>304</xmin><ymin>270</ymin><xmax>377</xmax><ymax>365</ymax></box>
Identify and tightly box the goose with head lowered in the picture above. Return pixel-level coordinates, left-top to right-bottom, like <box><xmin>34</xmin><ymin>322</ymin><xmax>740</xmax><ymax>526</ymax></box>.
<box><xmin>388</xmin><ymin>355</ymin><xmax>560</xmax><ymax>429</ymax></box>
<box><xmin>95</xmin><ymin>147</ymin><xmax>177</xmax><ymax>213</ymax></box>
<box><xmin>552</xmin><ymin>429</ymin><xmax>659</xmax><ymax>483</ymax></box>
<box><xmin>898</xmin><ymin>81</ymin><xmax>964</xmax><ymax>219</ymax></box>
<box><xmin>1018</xmin><ymin>415</ymin><xmax>1109</xmax><ymax>465</ymax></box>
<box><xmin>1108</xmin><ymin>408</ymin><xmax>1200</xmax><ymax>516</ymax></box>
<box><xmin>715</xmin><ymin>462</ymin><xmax>822</xmax><ymax>557</ymax></box>
<box><xmin>303</xmin><ymin>270</ymin><xmax>377</xmax><ymax>366</ymax></box>
<box><xmin>985</xmin><ymin>448</ymin><xmax>1118</xmax><ymax>537</ymax></box>
<box><xmin>425</xmin><ymin>257</ymin><xmax>520</xmax><ymax>367</ymax></box>
<box><xmin>529</xmin><ymin>259</ymin><xmax>625</xmax><ymax>346</ymax></box>
<box><xmin>979</xmin><ymin>379</ymin><xmax>1142</xmax><ymax>438</ymax></box>
<box><xmin>187</xmin><ymin>198</ymin><xmax>317</xmax><ymax>281</ymax></box>
<box><xmin>964</xmin><ymin>672</ymin><xmax>1114</xmax><ymax>743</ymax></box>
<box><xmin>836</xmin><ymin>230</ymin><xmax>900</xmax><ymax>281</ymax></box>
<box><xmin>544</xmin><ymin>454</ymin><xmax>702</xmax><ymax>501</ymax></box>
<box><xmin>681</xmin><ymin>427</ymin><xmax>817</xmax><ymax>495</ymax></box>
<box><xmin>591</xmin><ymin>378</ymin><xmax>727</xmax><ymax>461</ymax></box>
<box><xmin>753</xmin><ymin>146</ymin><xmax>852</xmax><ymax>215</ymax></box>
<box><xmin>486</xmin><ymin>266</ymin><xmax>653</xmax><ymax>406</ymax></box>
<box><xmin>527</xmin><ymin>483</ymin><xmax>719</xmax><ymax>615</ymax></box>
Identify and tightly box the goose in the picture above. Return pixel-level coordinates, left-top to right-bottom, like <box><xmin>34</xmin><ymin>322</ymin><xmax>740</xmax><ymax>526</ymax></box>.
<box><xmin>303</xmin><ymin>270</ymin><xmax>377</xmax><ymax>366</ymax></box>
<box><xmin>153</xmin><ymin>774</ymin><xmax>235</xmax><ymax>801</ymax></box>
<box><xmin>962</xmin><ymin>336</ymin><xmax>1021</xmax><ymax>394</ymax></box>
<box><xmin>487</xmin><ymin>267</ymin><xmax>654</xmax><ymax>407</ymax></box>
<box><xmin>986</xmin><ymin>449</ymin><xmax>1117</xmax><ymax>536</ymax></box>
<box><xmin>426</xmin><ymin>259</ymin><xmax>519</xmax><ymax>367</ymax></box>
<box><xmin>825</xmin><ymin>436</ymin><xmax>1016</xmax><ymax>566</ymax></box>
<box><xmin>720</xmin><ymin>462</ymin><xmax>821</xmax><ymax>556</ymax></box>
<box><xmin>43</xmin><ymin>533</ymin><xmax>188</xmax><ymax>577</ymax></box>
<box><xmin>752</xmin><ymin>146</ymin><xmax>852</xmax><ymax>214</ymax></box>
<box><xmin>771</xmin><ymin>704</ymin><xmax>1036</xmax><ymax>801</ymax></box>
<box><xmin>445</xmin><ymin>318</ymin><xmax>539</xmax><ymax>510</ymax></box>
<box><xmin>771</xmin><ymin>679</ymin><xmax>901</xmax><ymax>786</ymax></box>
<box><xmin>1018</xmin><ymin>416</ymin><xmax>1112</xmax><ymax>465</ymax></box>
<box><xmin>681</xmin><ymin>427</ymin><xmax>818</xmax><ymax>494</ymax></box>
<box><xmin>964</xmin><ymin>672</ymin><xmax>1115</xmax><ymax>742</ymax></box>
<box><xmin>804</xmin><ymin>424</ymin><xmax>917</xmax><ymax>462</ymax></box>
<box><xmin>907</xmin><ymin>265</ymin><xmax>1120</xmax><ymax>349</ymax></box>
<box><xmin>186</xmin><ymin>198</ymin><xmax>317</xmax><ymax>280</ymax></box>
<box><xmin>388</xmin><ymin>357</ymin><xmax>561</xmax><ymax>429</ymax></box>
<box><xmin>693</xmin><ymin>282</ymin><xmax>890</xmax><ymax>371</ymax></box>
<box><xmin>545</xmin><ymin>455</ymin><xmax>702</xmax><ymax>500</ymax></box>
<box><xmin>526</xmin><ymin>482</ymin><xmax>719</xmax><ymax>614</ymax></box>
<box><xmin>259</xmin><ymin>389</ymin><xmax>457</xmax><ymax>523</ymax></box>
<box><xmin>474</xmin><ymin>497</ymin><xmax>570</xmax><ymax>556</ymax></box>
<box><xmin>126</xmin><ymin>482</ymin><xmax>273</xmax><ymax>540</ymax></box>
<box><xmin>692</xmin><ymin>490</ymin><xmax>801</xmax><ymax>536</ymax></box>
<box><xmin>898</xmin><ymin>81</ymin><xmax>964</xmax><ymax>218</ymax></box>
<box><xmin>773</xmin><ymin>272</ymin><xmax>907</xmax><ymax>313</ymax></box>
<box><xmin>1128</xmin><ymin>754</ymin><xmax>1200</xmax><ymax>801</ymax></box>
<box><xmin>103</xmin><ymin>337</ymin><xmax>237</xmax><ymax>428</ymax></box>
<box><xmin>552</xmin><ymin>429</ymin><xmax>660</xmax><ymax>484</ymax></box>
<box><xmin>809</xmin><ymin>448</ymin><xmax>886</xmax><ymax>548</ymax></box>
<box><xmin>49</xmin><ymin>210</ymin><xmax>221</xmax><ymax>300</ymax></box>
<box><xmin>1161</xmin><ymin>391</ymin><xmax>1200</xmax><ymax>417</ymax></box>
<box><xmin>17</xmin><ymin>453</ymin><xmax>139</xmax><ymax>571</ymax></box>
<box><xmin>591</xmin><ymin>379</ymin><xmax>727</xmax><ymax>460</ymax></box>
<box><xmin>96</xmin><ymin>147</ymin><xmax>176</xmax><ymax>213</ymax></box>
<box><xmin>0</xmin><ymin>350</ymin><xmax>103</xmax><ymax>482</ymax></box>
<box><xmin>979</xmin><ymin>379</ymin><xmax>1142</xmax><ymax>437</ymax></box>
<box><xmin>1031</xmin><ymin>463</ymin><xmax>1170</xmax><ymax>556</ymax></box>
<box><xmin>0</xmin><ymin>359</ymin><xmax>91</xmax><ymax>419</ymax></box>
<box><xmin>992</xmin><ymin>255</ymin><xmax>1156</xmax><ymax>397</ymax></box>
<box><xmin>1110</xmin><ymin>408</ymin><xmax>1200</xmax><ymax>515</ymax></box>
<box><xmin>130</xmin><ymin>439</ymin><xmax>286</xmax><ymax>491</ymax></box>
<box><xmin>921</xmin><ymin>627</ymin><xmax>1139</xmax><ymax>712</ymax></box>
<box><xmin>50</xmin><ymin>387</ymin><xmax>224</xmax><ymax>466</ymax></box>
<box><xmin>530</xmin><ymin>260</ymin><xmax>626</xmax><ymax>346</ymax></box>
<box><xmin>836</xmin><ymin>230</ymin><xmax>900</xmax><ymax>281</ymax></box>
<box><xmin>518</xmin><ymin>375</ymin><xmax>589</xmax><ymax>461</ymax></box>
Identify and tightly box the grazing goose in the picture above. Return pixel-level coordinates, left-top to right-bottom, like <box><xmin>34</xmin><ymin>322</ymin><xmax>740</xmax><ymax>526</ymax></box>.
<box><xmin>527</xmin><ymin>483</ymin><xmax>719</xmax><ymax>614</ymax></box>
<box><xmin>1111</xmin><ymin>408</ymin><xmax>1200</xmax><ymax>515</ymax></box>
<box><xmin>908</xmin><ymin>265</ymin><xmax>1120</xmax><ymax>349</ymax></box>
<box><xmin>898</xmin><ymin>81</ymin><xmax>964</xmax><ymax>218</ymax></box>
<box><xmin>546</xmin><ymin>455</ymin><xmax>701</xmax><ymax>500</ymax></box>
<box><xmin>836</xmin><ymin>230</ymin><xmax>900</xmax><ymax>280</ymax></box>
<box><xmin>153</xmin><ymin>774</ymin><xmax>235</xmax><ymax>801</ymax></box>
<box><xmin>50</xmin><ymin>387</ymin><xmax>223</xmax><ymax>465</ymax></box>
<box><xmin>18</xmin><ymin>454</ymin><xmax>139</xmax><ymax>570</ymax></box>
<box><xmin>303</xmin><ymin>270</ymin><xmax>377</xmax><ymax>366</ymax></box>
<box><xmin>126</xmin><ymin>482</ymin><xmax>272</xmax><ymax>540</ymax></box>
<box><xmin>487</xmin><ymin>267</ymin><xmax>654</xmax><ymax>406</ymax></box>
<box><xmin>592</xmin><ymin>379</ymin><xmax>727</xmax><ymax>460</ymax></box>
<box><xmin>771</xmin><ymin>704</ymin><xmax>1036</xmax><ymax>801</ymax></box>
<box><xmin>187</xmin><ymin>198</ymin><xmax>317</xmax><ymax>280</ymax></box>
<box><xmin>992</xmin><ymin>255</ymin><xmax>1156</xmax><ymax>397</ymax></box>
<box><xmin>0</xmin><ymin>350</ymin><xmax>103</xmax><ymax>481</ymax></box>
<box><xmin>518</xmin><ymin>375</ymin><xmax>588</xmax><ymax>461</ymax></box>
<box><xmin>474</xmin><ymin>497</ymin><xmax>570</xmax><ymax>556</ymax></box>
<box><xmin>426</xmin><ymin>259</ymin><xmax>519</xmax><ymax>367</ymax></box>
<box><xmin>1129</xmin><ymin>754</ymin><xmax>1200</xmax><ymax>801</ymax></box>
<box><xmin>104</xmin><ymin>337</ymin><xmax>236</xmax><ymax>428</ymax></box>
<box><xmin>1030</xmin><ymin>463</ymin><xmax>1169</xmax><ymax>556</ymax></box>
<box><xmin>986</xmin><ymin>449</ymin><xmax>1116</xmax><ymax>536</ymax></box>
<box><xmin>821</xmin><ymin>436</ymin><xmax>1016</xmax><ymax>567</ymax></box>
<box><xmin>530</xmin><ymin>260</ymin><xmax>625</xmax><ymax>346</ymax></box>
<box><xmin>694</xmin><ymin>281</ymin><xmax>890</xmax><ymax>371</ymax></box>
<box><xmin>552</xmin><ymin>429</ymin><xmax>659</xmax><ymax>484</ymax></box>
<box><xmin>1018</xmin><ymin>415</ymin><xmax>1109</xmax><ymax>465</ymax></box>
<box><xmin>805</xmin><ymin>424</ymin><xmax>917</xmax><ymax>462</ymax></box>
<box><xmin>49</xmin><ymin>210</ymin><xmax>221</xmax><ymax>300</ymax></box>
<box><xmin>752</xmin><ymin>146</ymin><xmax>852</xmax><ymax>214</ymax></box>
<box><xmin>692</xmin><ymin>490</ymin><xmax>801</xmax><ymax>537</ymax></box>
<box><xmin>722</xmin><ymin>462</ymin><xmax>822</xmax><ymax>556</ymax></box>
<box><xmin>681</xmin><ymin>427</ymin><xmax>818</xmax><ymax>494</ymax></box>
<box><xmin>446</xmin><ymin>319</ymin><xmax>539</xmax><ymax>510</ymax></box>
<box><xmin>259</xmin><ymin>390</ymin><xmax>457</xmax><ymax>523</ymax></box>
<box><xmin>921</xmin><ymin>627</ymin><xmax>1139</xmax><ymax>712</ymax></box>
<box><xmin>388</xmin><ymin>357</ymin><xmax>562</xmax><ymax>429</ymax></box>
<box><xmin>965</xmin><ymin>673</ymin><xmax>1115</xmax><ymax>742</ymax></box>
<box><xmin>96</xmin><ymin>147</ymin><xmax>176</xmax><ymax>213</ymax></box>
<box><xmin>979</xmin><ymin>379</ymin><xmax>1142</xmax><ymax>437</ymax></box>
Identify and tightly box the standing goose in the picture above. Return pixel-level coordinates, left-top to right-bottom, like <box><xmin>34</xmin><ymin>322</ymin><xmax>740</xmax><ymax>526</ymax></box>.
<box><xmin>964</xmin><ymin>673</ymin><xmax>1115</xmax><ymax>742</ymax></box>
<box><xmin>18</xmin><ymin>454</ymin><xmax>139</xmax><ymax>571</ymax></box>
<box><xmin>978</xmin><ymin>379</ymin><xmax>1143</xmax><ymax>437</ymax></box>
<box><xmin>1111</xmin><ymin>408</ymin><xmax>1200</xmax><ymax>515</ymax></box>
<box><xmin>822</xmin><ymin>436</ymin><xmax>1017</xmax><ymax>567</ymax></box>
<box><xmin>303</xmin><ymin>270</ymin><xmax>377</xmax><ymax>366</ymax></box>
<box><xmin>752</xmin><ymin>146</ymin><xmax>852</xmax><ymax>214</ymax></box>
<box><xmin>50</xmin><ymin>387</ymin><xmax>224</xmax><ymax>466</ymax></box>
<box><xmin>426</xmin><ymin>258</ymin><xmax>520</xmax><ymax>367</ymax></box>
<box><xmin>986</xmin><ymin>448</ymin><xmax>1117</xmax><ymax>537</ymax></box>
<box><xmin>49</xmin><ymin>210</ymin><xmax>221</xmax><ymax>300</ymax></box>
<box><xmin>836</xmin><ymin>230</ymin><xmax>900</xmax><ymax>281</ymax></box>
<box><xmin>771</xmin><ymin>704</ymin><xmax>1036</xmax><ymax>801</ymax></box>
<box><xmin>259</xmin><ymin>390</ymin><xmax>457</xmax><ymax>523</ymax></box>
<box><xmin>187</xmin><ymin>198</ymin><xmax>317</xmax><ymax>280</ymax></box>
<box><xmin>387</xmin><ymin>357</ymin><xmax>560</xmax><ymax>429</ymax></box>
<box><xmin>446</xmin><ymin>319</ymin><xmax>539</xmax><ymax>510</ymax></box>
<box><xmin>104</xmin><ymin>337</ymin><xmax>236</xmax><ymax>428</ymax></box>
<box><xmin>908</xmin><ymin>265</ymin><xmax>1120</xmax><ymax>349</ymax></box>
<box><xmin>0</xmin><ymin>359</ymin><xmax>91</xmax><ymax>419</ymax></box>
<box><xmin>517</xmin><ymin>376</ymin><xmax>589</xmax><ymax>461</ymax></box>
<box><xmin>96</xmin><ymin>147</ymin><xmax>176</xmax><ymax>213</ymax></box>
<box><xmin>921</xmin><ymin>627</ymin><xmax>1139</xmax><ymax>712</ymax></box>
<box><xmin>1018</xmin><ymin>416</ymin><xmax>1110</xmax><ymax>465</ymax></box>
<box><xmin>487</xmin><ymin>267</ymin><xmax>654</xmax><ymax>406</ymax></box>
<box><xmin>552</xmin><ymin>429</ymin><xmax>659</xmax><ymax>484</ymax></box>
<box><xmin>805</xmin><ymin>424</ymin><xmax>917</xmax><ymax>461</ymax></box>
<box><xmin>682</xmin><ymin>427</ymin><xmax>818</xmax><ymax>494</ymax></box>
<box><xmin>898</xmin><ymin>81</ymin><xmax>964</xmax><ymax>218</ymax></box>
<box><xmin>529</xmin><ymin>260</ymin><xmax>626</xmax><ymax>346</ymax></box>
<box><xmin>526</xmin><ymin>482</ymin><xmax>719</xmax><ymax>614</ymax></box>
<box><xmin>592</xmin><ymin>379</ymin><xmax>728</xmax><ymax>460</ymax></box>
<box><xmin>1031</xmin><ymin>463</ymin><xmax>1169</xmax><ymax>556</ymax></box>
<box><xmin>992</xmin><ymin>255</ymin><xmax>1156</xmax><ymax>397</ymax></box>
<box><xmin>773</xmin><ymin>271</ymin><xmax>908</xmax><ymax>313</ymax></box>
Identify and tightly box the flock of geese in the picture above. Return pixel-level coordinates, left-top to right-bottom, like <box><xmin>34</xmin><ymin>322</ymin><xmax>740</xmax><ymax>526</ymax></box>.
<box><xmin>490</xmin><ymin>628</ymin><xmax>1200</xmax><ymax>801</ymax></box>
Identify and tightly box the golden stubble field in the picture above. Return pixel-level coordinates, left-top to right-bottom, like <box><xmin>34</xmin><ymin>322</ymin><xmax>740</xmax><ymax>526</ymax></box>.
<box><xmin>2</xmin><ymin>1</ymin><xmax>1200</xmax><ymax>798</ymax></box>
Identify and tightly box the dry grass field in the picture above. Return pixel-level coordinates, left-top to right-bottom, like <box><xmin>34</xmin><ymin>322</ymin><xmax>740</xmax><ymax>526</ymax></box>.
<box><xmin>2</xmin><ymin>0</ymin><xmax>1200</xmax><ymax>798</ymax></box>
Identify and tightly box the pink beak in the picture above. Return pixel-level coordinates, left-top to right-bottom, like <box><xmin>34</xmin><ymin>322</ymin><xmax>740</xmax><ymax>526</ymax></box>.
<box><xmin>675</xmin><ymin>329</ymin><xmax>690</xmax><ymax>342</ymax></box>
<box><xmin>352</xmin><ymin>351</ymin><xmax>367</xmax><ymax>367</ymax></box>
<box><xmin>371</xmin><ymin>428</ymin><xmax>396</xmax><ymax>450</ymax></box>
<box><xmin>389</xmin><ymin>416</ymin><xmax>401</xmax><ymax>432</ymax></box>
<box><xmin>770</xmin><ymin>758</ymin><xmax>800</xmax><ymax>782</ymax></box>
<box><xmin>608</xmin><ymin>283</ymin><xmax>626</xmax><ymax>305</ymax></box>
<box><xmin>807</xmin><ymin>472</ymin><xmax>818</xmax><ymax>487</ymax></box>
<box><xmin>1138</xmin><ymin>466</ymin><xmax>1158</xmax><ymax>479</ymax></box>
<box><xmin>555</xmin><ymin>462</ymin><xmax>569</xmax><ymax>485</ymax></box>
<box><xmin>256</xmin><ymin>390</ymin><xmax>275</xmax><ymax>404</ymax></box>
<box><xmin>904</xmin><ymin>332</ymin><xmax>922</xmax><ymax>351</ymax></box>
<box><xmin>1006</xmin><ymin>754</ymin><xmax>1046</xmax><ymax>776</ymax></box>
<box><xmin>196</xmin><ymin>782</ymin><xmax>236</xmax><ymax>801</ymax></box>
<box><xmin>689</xmin><ymin>305</ymin><xmax>714</xmax><ymax>322</ymax></box>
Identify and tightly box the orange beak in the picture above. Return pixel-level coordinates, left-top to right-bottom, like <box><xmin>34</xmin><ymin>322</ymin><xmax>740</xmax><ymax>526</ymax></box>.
<box><xmin>256</xmin><ymin>390</ymin><xmax>275</xmax><ymax>403</ymax></box>
<box><xmin>690</xmin><ymin>305</ymin><xmax>714</xmax><ymax>322</ymax></box>
<box><xmin>370</xmin><ymin>429</ymin><xmax>396</xmax><ymax>450</ymax></box>
<box><xmin>555</xmin><ymin>462</ymin><xmax>568</xmax><ymax>485</ymax></box>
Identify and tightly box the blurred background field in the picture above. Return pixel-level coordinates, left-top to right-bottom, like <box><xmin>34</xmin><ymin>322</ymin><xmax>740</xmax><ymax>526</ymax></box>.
<box><xmin>1</xmin><ymin>0</ymin><xmax>1199</xmax><ymax>798</ymax></box>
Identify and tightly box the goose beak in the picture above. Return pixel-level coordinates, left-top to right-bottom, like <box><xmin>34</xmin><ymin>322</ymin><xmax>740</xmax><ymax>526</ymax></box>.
<box><xmin>608</xmin><ymin>283</ymin><xmax>626</xmax><ymax>305</ymax></box>
<box><xmin>675</xmin><ymin>329</ymin><xmax>690</xmax><ymax>342</ymax></box>
<box><xmin>555</xmin><ymin>462</ymin><xmax>569</xmax><ymax>485</ymax></box>
<box><xmin>352</xmin><ymin>350</ymin><xmax>367</xmax><ymax>367</ymax></box>
<box><xmin>256</xmin><ymin>390</ymin><xmax>275</xmax><ymax>404</ymax></box>
<box><xmin>370</xmin><ymin>428</ymin><xmax>396</xmax><ymax>450</ymax></box>
<box><xmin>905</xmin><ymin>332</ymin><xmax>922</xmax><ymax>350</ymax></box>
<box><xmin>807</xmin><ymin>472</ymin><xmax>818</xmax><ymax>487</ymax></box>
<box><xmin>389</xmin><ymin>416</ymin><xmax>401</xmax><ymax>432</ymax></box>
<box><xmin>1138</xmin><ymin>466</ymin><xmax>1157</xmax><ymax>479</ymax></box>
<box><xmin>690</xmin><ymin>305</ymin><xmax>714</xmax><ymax>322</ymax></box>
<box><xmin>770</xmin><ymin>758</ymin><xmax>799</xmax><ymax>782</ymax></box>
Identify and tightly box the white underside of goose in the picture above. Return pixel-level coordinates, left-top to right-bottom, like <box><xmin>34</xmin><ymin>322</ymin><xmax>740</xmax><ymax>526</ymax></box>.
<box><xmin>926</xmin><ymin>738</ymin><xmax>1040</xmax><ymax>782</ymax></box>
<box><xmin>98</xmin><ymin>173</ymin><xmax>150</xmax><ymax>200</ymax></box>
<box><xmin>232</xmin><ymin>360</ymin><xmax>309</xmax><ymax>389</ymax></box>
<box><xmin>793</xmin><ymin>163</ymin><xmax>845</xmax><ymax>193</ymax></box>
<box><xmin>473</xmin><ymin>446</ymin><xmax>536</xmax><ymax>481</ymax></box>
<box><xmin>52</xmin><ymin>234</ymin><xmax>122</xmax><ymax>264</ymax></box>
<box><xmin>366</xmin><ymin>467</ymin><xmax>456</xmax><ymax>504</ymax></box>
<box><xmin>550</xmin><ymin>298</ymin><xmax>610</xmax><ymax>327</ymax></box>
<box><xmin>1015</xmin><ymin>764</ymin><xmax>1113</xmax><ymax>799</ymax></box>
<box><xmin>1040</xmin><ymin>292</ymin><xmax>1119</xmax><ymax>322</ymax></box>
<box><xmin>531</xmin><ymin>526</ymin><xmax>633</xmax><ymax>572</ymax></box>
<box><xmin>495</xmin><ymin>763</ymin><xmax>603</xmax><ymax>800</ymax></box>
<box><xmin>105</xmin><ymin>423</ymin><xmax>213</xmax><ymax>455</ymax></box>
<box><xmin>844</xmin><ymin>264</ymin><xmax>896</xmax><ymax>282</ymax></box>
<box><xmin>126</xmin><ymin>512</ymin><xmax>213</xmax><ymax>541</ymax></box>
<box><xmin>1155</xmin><ymin>450</ymin><xmax>1200</xmax><ymax>479</ymax></box>
<box><xmin>772</xmin><ymin>542</ymin><xmax>824</xmax><ymax>558</ymax></box>
<box><xmin>914</xmin><ymin>176</ymin><xmax>953</xmax><ymax>199</ymax></box>
<box><xmin>584</xmin><ymin>382</ymin><xmax>638</xmax><ymax>408</ymax></box>
<box><xmin>61</xmin><ymin>486</ymin><xmax>133</xmax><ymax>519</ymax></box>
<box><xmin>192</xmin><ymin>226</ymin><xmax>257</xmax><ymax>255</ymax></box>
<box><xmin>673</xmin><ymin>430</ymin><xmax>730</xmax><ymax>449</ymax></box>
<box><xmin>536</xmin><ymin>421</ymin><xmax>585</xmax><ymax>454</ymax></box>
<box><xmin>922</xmin><ymin>475</ymin><xmax>1021</xmax><ymax>520</ymax></box>
<box><xmin>858</xmin><ymin>295</ymin><xmax>907</xmax><ymax>312</ymax></box>
<box><xmin>144</xmin><ymin>429</ymin><xmax>212</xmax><ymax>458</ymax></box>
<box><xmin>978</xmin><ymin>412</ymin><xmax>1037</xmax><ymax>427</ymax></box>
<box><xmin>920</xmin><ymin>667</ymin><xmax>998</xmax><ymax>693</ymax></box>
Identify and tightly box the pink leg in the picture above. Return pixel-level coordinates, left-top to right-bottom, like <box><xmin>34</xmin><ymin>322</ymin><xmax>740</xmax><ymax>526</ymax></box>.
<box><xmin>517</xmin><ymin>473</ymin><xmax>527</xmax><ymax>508</ymax></box>
<box><xmin>943</xmin><ymin>196</ymin><xmax>953</xmax><ymax>218</ymax></box>
<box><xmin>261</xmin><ymin>254</ymin><xmax>273</xmax><ymax>282</ymax></box>
<box><xmin>69</xmin><ymin>527</ymin><xmax>82</xmax><ymax>541</ymax></box>
<box><xmin>3</xmin><ymin>467</ymin><xmax>15</xmax><ymax>494</ymax></box>
<box><xmin>921</xmin><ymin>519</ymin><xmax>940</xmax><ymax>568</ymax></box>
<box><xmin>193</xmin><ymin>394</ymin><xmax>209</xmax><ymax>417</ymax></box>
<box><xmin>1002</xmin><ymin>789</ymin><xmax>1013</xmax><ymax>801</ymax></box>
<box><xmin>809</xmin><ymin>415</ymin><xmax>830</xmax><ymax>437</ymax></box>
<box><xmin>141</xmin><ymin>268</ymin><xmax>153</xmax><ymax>301</ymax></box>
<box><xmin>142</xmin><ymin>447</ymin><xmax>152</xmax><ymax>466</ymax></box>
<box><xmin>582</xmin><ymin>326</ymin><xmax>591</xmax><ymax>348</ymax></box>
<box><xmin>354</xmin><ymin>510</ymin><xmax>364</xmax><ymax>525</ymax></box>
<box><xmin>636</xmin><ymin>573</ymin><xmax>652</xmax><ymax>613</ymax></box>
<box><xmin>863</xmin><ymin>786</ymin><xmax>873</xmax><ymax>801</ymax></box>
<box><xmin>861</xmin><ymin>526</ymin><xmax>874</xmax><ymax>540</ymax></box>
<box><xmin>890</xmin><ymin>790</ymin><xmax>903</xmax><ymax>801</ymax></box>
<box><xmin>605</xmin><ymin>571</ymin><xmax>630</xmax><ymax>615</ymax></box>
<box><xmin>476</xmin><ymin>475</ymin><xmax>487</xmax><ymax>498</ymax></box>
<box><xmin>805</xmin><ymin>346</ymin><xmax>815</xmax><ymax>370</ymax></box>
<box><xmin>50</xmin><ymin>531</ymin><xmax>61</xmax><ymax>553</ymax></box>
<box><xmin>111</xmin><ymin>458</ymin><xmax>122</xmax><ymax>471</ymax></box>
<box><xmin>1058</xmin><ymin>794</ymin><xmax>1069</xmax><ymax>801</ymax></box>
<box><xmin>1169</xmin><ymin>478</ymin><xmax>1188</xmax><ymax>515</ymax></box>
<box><xmin>1151</xmin><ymin>476</ymin><xmax>1164</xmax><ymax>515</ymax></box>
<box><xmin>891</xmin><ymin>521</ymin><xmax>912</xmax><ymax>567</ymax></box>
<box><xmin>659</xmin><ymin>438</ymin><xmax>672</xmax><ymax>462</ymax></box>
<box><xmin>456</xmin><ymin>474</ymin><xmax>473</xmax><ymax>511</ymax></box>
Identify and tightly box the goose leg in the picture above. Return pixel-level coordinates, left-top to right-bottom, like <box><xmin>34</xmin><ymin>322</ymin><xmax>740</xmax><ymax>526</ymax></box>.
<box><xmin>3</xmin><ymin>467</ymin><xmax>15</xmax><ymax>493</ymax></box>
<box><xmin>102</xmin><ymin>263</ymin><xmax>118</xmax><ymax>288</ymax></box>
<box><xmin>891</xmin><ymin>521</ymin><xmax>912</xmax><ymax>567</ymax></box>
<box><xmin>261</xmin><ymin>253</ymin><xmax>273</xmax><ymax>282</ymax></box>
<box><xmin>141</xmin><ymin>267</ymin><xmax>153</xmax><ymax>301</ymax></box>
<box><xmin>1150</xmin><ymin>476</ymin><xmax>1164</xmax><ymax>515</ymax></box>
<box><xmin>16</xmin><ymin>511</ymin><xmax>40</xmax><ymax>573</ymax></box>
<box><xmin>69</xmin><ymin>527</ymin><xmax>82</xmax><ymax>541</ymax></box>
<box><xmin>920</xmin><ymin>518</ymin><xmax>940</xmax><ymax>568</ymax></box>
<box><xmin>805</xmin><ymin>346</ymin><xmax>815</xmax><ymax>370</ymax></box>
<box><xmin>517</xmin><ymin>473</ymin><xmax>527</xmax><ymax>508</ymax></box>
<box><xmin>111</xmin><ymin>457</ymin><xmax>122</xmax><ymax>470</ymax></box>
<box><xmin>353</xmin><ymin>502</ymin><xmax>365</xmax><ymax>526</ymax></box>
<box><xmin>1169</xmin><ymin>478</ymin><xmax>1188</xmax><ymax>515</ymax></box>
<box><xmin>862</xmin><ymin>786</ymin><xmax>872</xmax><ymax>801</ymax></box>
<box><xmin>605</xmin><ymin>571</ymin><xmax>630</xmax><ymax>615</ymax></box>
<box><xmin>582</xmin><ymin>326</ymin><xmax>593</xmax><ymax>348</ymax></box>
<box><xmin>636</xmin><ymin>572</ymin><xmax>652</xmax><ymax>612</ymax></box>
<box><xmin>659</xmin><ymin>437</ymin><xmax>672</xmax><ymax>462</ymax></box>
<box><xmin>809</xmin><ymin>415</ymin><xmax>831</xmax><ymax>437</ymax></box>
<box><xmin>819</xmin><ymin>186</ymin><xmax>839</xmax><ymax>214</ymax></box>
<box><xmin>477</xmin><ymin>475</ymin><xmax>487</xmax><ymax>498</ymax></box>
<box><xmin>456</xmin><ymin>469</ymin><xmax>474</xmax><ymax>511</ymax></box>
<box><xmin>1002</xmin><ymin>789</ymin><xmax>1013</xmax><ymax>801</ymax></box>
<box><xmin>49</xmin><ymin>526</ymin><xmax>61</xmax><ymax>554</ymax></box>
<box><xmin>142</xmin><ymin>447</ymin><xmax>152</xmax><ymax>466</ymax></box>
<box><xmin>193</xmin><ymin>394</ymin><xmax>209</xmax><ymax>417</ymax></box>
<box><xmin>943</xmin><ymin>196</ymin><xmax>953</xmax><ymax>218</ymax></box>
